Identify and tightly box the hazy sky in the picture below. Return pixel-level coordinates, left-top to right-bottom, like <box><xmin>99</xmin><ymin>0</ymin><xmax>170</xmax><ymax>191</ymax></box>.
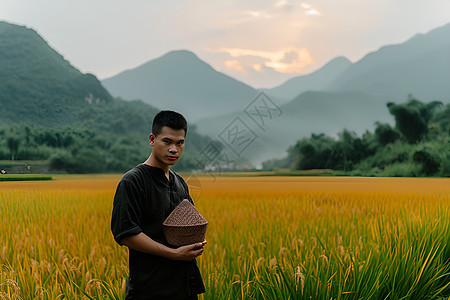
<box><xmin>1</xmin><ymin>0</ymin><xmax>450</xmax><ymax>88</ymax></box>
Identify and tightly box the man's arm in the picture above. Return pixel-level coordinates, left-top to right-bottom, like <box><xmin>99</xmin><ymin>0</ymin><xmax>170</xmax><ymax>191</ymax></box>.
<box><xmin>121</xmin><ymin>232</ymin><xmax>206</xmax><ymax>261</ymax></box>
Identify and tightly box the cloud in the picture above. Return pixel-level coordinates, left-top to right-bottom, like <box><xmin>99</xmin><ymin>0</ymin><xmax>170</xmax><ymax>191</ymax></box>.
<box><xmin>244</xmin><ymin>10</ymin><xmax>273</xmax><ymax>19</ymax></box>
<box><xmin>224</xmin><ymin>1</ymin><xmax>321</xmax><ymax>27</ymax></box>
<box><xmin>301</xmin><ymin>3</ymin><xmax>322</xmax><ymax>16</ymax></box>
<box><xmin>252</xmin><ymin>64</ymin><xmax>263</xmax><ymax>72</ymax></box>
<box><xmin>217</xmin><ymin>47</ymin><xmax>315</xmax><ymax>73</ymax></box>
<box><xmin>227</xmin><ymin>9</ymin><xmax>274</xmax><ymax>25</ymax></box>
<box><xmin>224</xmin><ymin>60</ymin><xmax>247</xmax><ymax>74</ymax></box>
<box><xmin>275</xmin><ymin>0</ymin><xmax>288</xmax><ymax>7</ymax></box>
<box><xmin>275</xmin><ymin>1</ymin><xmax>321</xmax><ymax>15</ymax></box>
<box><xmin>275</xmin><ymin>0</ymin><xmax>295</xmax><ymax>12</ymax></box>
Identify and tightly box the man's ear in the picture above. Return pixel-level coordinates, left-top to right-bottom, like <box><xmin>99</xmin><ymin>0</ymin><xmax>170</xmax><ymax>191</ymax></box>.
<box><xmin>149</xmin><ymin>133</ymin><xmax>155</xmax><ymax>146</ymax></box>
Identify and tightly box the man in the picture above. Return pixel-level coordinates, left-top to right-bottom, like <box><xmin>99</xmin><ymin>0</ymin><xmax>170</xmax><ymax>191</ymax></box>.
<box><xmin>111</xmin><ymin>110</ymin><xmax>206</xmax><ymax>299</ymax></box>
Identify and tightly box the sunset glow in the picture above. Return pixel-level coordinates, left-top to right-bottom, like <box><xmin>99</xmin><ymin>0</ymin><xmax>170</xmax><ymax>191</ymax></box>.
<box><xmin>218</xmin><ymin>47</ymin><xmax>315</xmax><ymax>74</ymax></box>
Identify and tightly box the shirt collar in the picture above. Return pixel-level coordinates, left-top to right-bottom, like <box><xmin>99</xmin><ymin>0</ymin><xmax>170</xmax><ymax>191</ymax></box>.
<box><xmin>140</xmin><ymin>163</ymin><xmax>173</xmax><ymax>184</ymax></box>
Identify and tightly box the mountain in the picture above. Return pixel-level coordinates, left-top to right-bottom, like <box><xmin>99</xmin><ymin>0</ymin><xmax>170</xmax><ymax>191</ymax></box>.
<box><xmin>0</xmin><ymin>21</ymin><xmax>164</xmax><ymax>139</ymax></box>
<box><xmin>195</xmin><ymin>91</ymin><xmax>392</xmax><ymax>167</ymax></box>
<box><xmin>0</xmin><ymin>21</ymin><xmax>113</xmax><ymax>127</ymax></box>
<box><xmin>101</xmin><ymin>50</ymin><xmax>260</xmax><ymax>122</ymax></box>
<box><xmin>263</xmin><ymin>57</ymin><xmax>352</xmax><ymax>102</ymax></box>
<box><xmin>0</xmin><ymin>21</ymin><xmax>218</xmax><ymax>173</ymax></box>
<box><xmin>326</xmin><ymin>22</ymin><xmax>450</xmax><ymax>101</ymax></box>
<box><xmin>0</xmin><ymin>20</ymin><xmax>213</xmax><ymax>138</ymax></box>
<box><xmin>4</xmin><ymin>19</ymin><xmax>448</xmax><ymax>170</ymax></box>
<box><xmin>193</xmin><ymin>22</ymin><xmax>450</xmax><ymax>167</ymax></box>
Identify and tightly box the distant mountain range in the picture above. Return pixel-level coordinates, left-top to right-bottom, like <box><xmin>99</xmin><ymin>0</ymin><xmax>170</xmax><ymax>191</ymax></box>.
<box><xmin>327</xmin><ymin>23</ymin><xmax>450</xmax><ymax>101</ymax></box>
<box><xmin>2</xmin><ymin>19</ymin><xmax>449</xmax><ymax>168</ymax></box>
<box><xmin>102</xmin><ymin>50</ymin><xmax>260</xmax><ymax>122</ymax></box>
<box><xmin>194</xmin><ymin>90</ymin><xmax>391</xmax><ymax>167</ymax></box>
<box><xmin>265</xmin><ymin>22</ymin><xmax>450</xmax><ymax>103</ymax></box>
<box><xmin>194</xmin><ymin>22</ymin><xmax>450</xmax><ymax>166</ymax></box>
<box><xmin>262</xmin><ymin>57</ymin><xmax>352</xmax><ymax>102</ymax></box>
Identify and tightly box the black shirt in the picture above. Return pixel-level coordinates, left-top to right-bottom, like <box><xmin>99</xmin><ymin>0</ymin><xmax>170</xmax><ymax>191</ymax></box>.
<box><xmin>111</xmin><ymin>164</ymin><xmax>205</xmax><ymax>299</ymax></box>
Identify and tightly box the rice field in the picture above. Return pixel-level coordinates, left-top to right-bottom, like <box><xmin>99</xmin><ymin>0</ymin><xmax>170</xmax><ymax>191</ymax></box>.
<box><xmin>0</xmin><ymin>174</ymin><xmax>449</xmax><ymax>299</ymax></box>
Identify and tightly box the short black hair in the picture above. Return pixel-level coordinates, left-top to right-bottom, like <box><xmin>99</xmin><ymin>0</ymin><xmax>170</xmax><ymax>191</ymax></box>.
<box><xmin>152</xmin><ymin>110</ymin><xmax>187</xmax><ymax>137</ymax></box>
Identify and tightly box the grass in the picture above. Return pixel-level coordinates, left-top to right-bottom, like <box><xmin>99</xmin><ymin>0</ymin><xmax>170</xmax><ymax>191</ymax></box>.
<box><xmin>0</xmin><ymin>174</ymin><xmax>52</xmax><ymax>182</ymax></box>
<box><xmin>0</xmin><ymin>160</ymin><xmax>48</xmax><ymax>167</ymax></box>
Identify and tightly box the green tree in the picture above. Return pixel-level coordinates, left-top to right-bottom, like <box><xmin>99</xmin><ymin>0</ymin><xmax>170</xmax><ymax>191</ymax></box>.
<box><xmin>292</xmin><ymin>133</ymin><xmax>335</xmax><ymax>170</ymax></box>
<box><xmin>387</xmin><ymin>98</ymin><xmax>443</xmax><ymax>143</ymax></box>
<box><xmin>6</xmin><ymin>136</ymin><xmax>20</xmax><ymax>160</ymax></box>
<box><xmin>374</xmin><ymin>122</ymin><xmax>400</xmax><ymax>146</ymax></box>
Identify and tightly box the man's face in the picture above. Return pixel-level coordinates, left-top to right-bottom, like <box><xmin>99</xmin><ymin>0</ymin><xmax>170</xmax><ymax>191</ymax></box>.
<box><xmin>149</xmin><ymin>126</ymin><xmax>186</xmax><ymax>167</ymax></box>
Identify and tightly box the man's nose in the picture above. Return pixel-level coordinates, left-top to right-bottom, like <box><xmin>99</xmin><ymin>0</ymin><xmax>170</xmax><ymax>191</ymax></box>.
<box><xmin>169</xmin><ymin>146</ymin><xmax>177</xmax><ymax>153</ymax></box>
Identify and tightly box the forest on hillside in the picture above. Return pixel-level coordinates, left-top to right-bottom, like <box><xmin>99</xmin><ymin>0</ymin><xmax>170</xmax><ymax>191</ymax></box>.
<box><xmin>263</xmin><ymin>96</ymin><xmax>450</xmax><ymax>177</ymax></box>
<box><xmin>0</xmin><ymin>101</ymin><xmax>215</xmax><ymax>174</ymax></box>
<box><xmin>0</xmin><ymin>123</ymin><xmax>214</xmax><ymax>173</ymax></box>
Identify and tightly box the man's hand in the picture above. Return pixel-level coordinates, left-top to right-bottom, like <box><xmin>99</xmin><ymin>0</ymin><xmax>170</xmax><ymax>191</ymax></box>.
<box><xmin>121</xmin><ymin>233</ymin><xmax>207</xmax><ymax>261</ymax></box>
<box><xmin>171</xmin><ymin>240</ymin><xmax>207</xmax><ymax>261</ymax></box>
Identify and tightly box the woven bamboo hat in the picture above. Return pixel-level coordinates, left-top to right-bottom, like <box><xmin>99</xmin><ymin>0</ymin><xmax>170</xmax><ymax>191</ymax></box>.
<box><xmin>163</xmin><ymin>199</ymin><xmax>208</xmax><ymax>246</ymax></box>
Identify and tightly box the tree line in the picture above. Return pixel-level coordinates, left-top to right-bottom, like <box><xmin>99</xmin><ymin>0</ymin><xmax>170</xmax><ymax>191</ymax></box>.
<box><xmin>2</xmin><ymin>96</ymin><xmax>449</xmax><ymax>176</ymax></box>
<box><xmin>0</xmin><ymin>124</ymin><xmax>213</xmax><ymax>174</ymax></box>
<box><xmin>263</xmin><ymin>96</ymin><xmax>450</xmax><ymax>177</ymax></box>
